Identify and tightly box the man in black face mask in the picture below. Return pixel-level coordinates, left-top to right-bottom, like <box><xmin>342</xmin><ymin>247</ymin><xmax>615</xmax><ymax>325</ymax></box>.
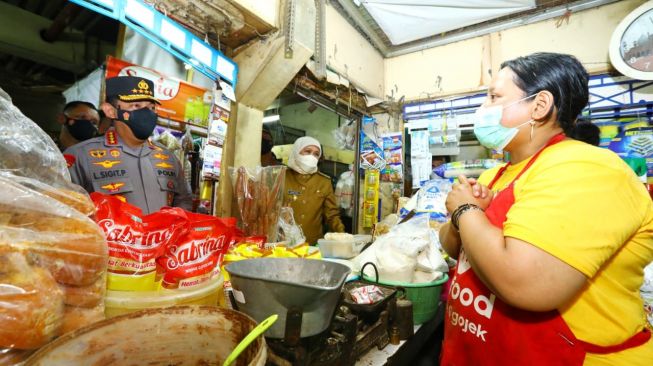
<box><xmin>261</xmin><ymin>126</ymin><xmax>280</xmax><ymax>167</ymax></box>
<box><xmin>64</xmin><ymin>76</ymin><xmax>192</xmax><ymax>214</ymax></box>
<box><xmin>57</xmin><ymin>101</ymin><xmax>100</xmax><ymax>150</ymax></box>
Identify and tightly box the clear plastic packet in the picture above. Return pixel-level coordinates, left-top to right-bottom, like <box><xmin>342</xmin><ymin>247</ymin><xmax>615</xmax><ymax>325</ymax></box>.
<box><xmin>0</xmin><ymin>171</ymin><xmax>95</xmax><ymax>216</ymax></box>
<box><xmin>277</xmin><ymin>207</ymin><xmax>306</xmax><ymax>248</ymax></box>
<box><xmin>0</xmin><ymin>88</ymin><xmax>76</xmax><ymax>192</ymax></box>
<box><xmin>0</xmin><ymin>89</ymin><xmax>108</xmax><ymax>360</ymax></box>
<box><xmin>231</xmin><ymin>166</ymin><xmax>286</xmax><ymax>242</ymax></box>
<box><xmin>0</xmin><ymin>175</ymin><xmax>108</xmax><ymax>356</ymax></box>
<box><xmin>332</xmin><ymin>121</ymin><xmax>357</xmax><ymax>150</ymax></box>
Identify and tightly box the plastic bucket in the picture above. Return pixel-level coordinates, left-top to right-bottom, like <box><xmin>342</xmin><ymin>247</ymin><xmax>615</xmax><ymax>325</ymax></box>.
<box><xmin>104</xmin><ymin>275</ymin><xmax>224</xmax><ymax>318</ymax></box>
<box><xmin>362</xmin><ymin>263</ymin><xmax>448</xmax><ymax>324</ymax></box>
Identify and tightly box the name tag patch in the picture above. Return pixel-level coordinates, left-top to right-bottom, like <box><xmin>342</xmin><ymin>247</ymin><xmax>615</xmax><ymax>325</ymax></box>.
<box><xmin>93</xmin><ymin>169</ymin><xmax>127</xmax><ymax>179</ymax></box>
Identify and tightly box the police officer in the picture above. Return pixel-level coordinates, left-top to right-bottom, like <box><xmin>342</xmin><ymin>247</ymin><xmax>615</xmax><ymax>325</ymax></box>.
<box><xmin>64</xmin><ymin>76</ymin><xmax>192</xmax><ymax>214</ymax></box>
<box><xmin>57</xmin><ymin>101</ymin><xmax>101</xmax><ymax>150</ymax></box>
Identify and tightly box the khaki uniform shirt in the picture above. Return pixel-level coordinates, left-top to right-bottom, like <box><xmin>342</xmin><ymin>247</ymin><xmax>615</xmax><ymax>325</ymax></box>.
<box><xmin>284</xmin><ymin>169</ymin><xmax>345</xmax><ymax>245</ymax></box>
<box><xmin>64</xmin><ymin>128</ymin><xmax>192</xmax><ymax>214</ymax></box>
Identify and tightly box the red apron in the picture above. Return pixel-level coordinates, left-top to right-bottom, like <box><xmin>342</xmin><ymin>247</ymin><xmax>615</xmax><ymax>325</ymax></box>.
<box><xmin>440</xmin><ymin>133</ymin><xmax>651</xmax><ymax>365</ymax></box>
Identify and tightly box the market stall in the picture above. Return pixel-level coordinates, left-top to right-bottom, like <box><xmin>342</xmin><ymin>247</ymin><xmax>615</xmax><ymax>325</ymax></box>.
<box><xmin>2</xmin><ymin>0</ymin><xmax>652</xmax><ymax>365</ymax></box>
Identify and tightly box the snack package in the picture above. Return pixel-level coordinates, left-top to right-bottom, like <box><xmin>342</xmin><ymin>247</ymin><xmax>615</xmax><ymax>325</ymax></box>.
<box><xmin>157</xmin><ymin>210</ymin><xmax>233</xmax><ymax>290</ymax></box>
<box><xmin>0</xmin><ymin>87</ymin><xmax>108</xmax><ymax>360</ymax></box>
<box><xmin>232</xmin><ymin>166</ymin><xmax>286</xmax><ymax>241</ymax></box>
<box><xmin>92</xmin><ymin>193</ymin><xmax>188</xmax><ymax>291</ymax></box>
<box><xmin>350</xmin><ymin>285</ymin><xmax>386</xmax><ymax>304</ymax></box>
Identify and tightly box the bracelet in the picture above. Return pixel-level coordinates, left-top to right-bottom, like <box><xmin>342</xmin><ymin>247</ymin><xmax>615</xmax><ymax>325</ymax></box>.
<box><xmin>451</xmin><ymin>203</ymin><xmax>484</xmax><ymax>231</ymax></box>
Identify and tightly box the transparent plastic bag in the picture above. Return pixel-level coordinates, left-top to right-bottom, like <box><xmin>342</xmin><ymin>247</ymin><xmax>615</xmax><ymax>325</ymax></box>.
<box><xmin>355</xmin><ymin>215</ymin><xmax>447</xmax><ymax>283</ymax></box>
<box><xmin>0</xmin><ymin>88</ymin><xmax>78</xmax><ymax>191</ymax></box>
<box><xmin>277</xmin><ymin>207</ymin><xmax>306</xmax><ymax>247</ymax></box>
<box><xmin>332</xmin><ymin>121</ymin><xmax>357</xmax><ymax>150</ymax></box>
<box><xmin>0</xmin><ymin>89</ymin><xmax>108</xmax><ymax>361</ymax></box>
<box><xmin>231</xmin><ymin>166</ymin><xmax>287</xmax><ymax>242</ymax></box>
<box><xmin>0</xmin><ymin>175</ymin><xmax>108</xmax><ymax>355</ymax></box>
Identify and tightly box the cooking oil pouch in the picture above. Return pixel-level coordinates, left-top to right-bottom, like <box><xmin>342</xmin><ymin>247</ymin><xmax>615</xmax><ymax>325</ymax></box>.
<box><xmin>92</xmin><ymin>193</ymin><xmax>188</xmax><ymax>291</ymax></box>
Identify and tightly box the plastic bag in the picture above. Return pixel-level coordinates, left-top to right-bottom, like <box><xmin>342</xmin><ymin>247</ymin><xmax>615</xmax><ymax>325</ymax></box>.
<box><xmin>0</xmin><ymin>175</ymin><xmax>108</xmax><ymax>355</ymax></box>
<box><xmin>277</xmin><ymin>207</ymin><xmax>306</xmax><ymax>247</ymax></box>
<box><xmin>335</xmin><ymin>168</ymin><xmax>355</xmax><ymax>217</ymax></box>
<box><xmin>0</xmin><ymin>88</ymin><xmax>79</xmax><ymax>191</ymax></box>
<box><xmin>354</xmin><ymin>215</ymin><xmax>447</xmax><ymax>284</ymax></box>
<box><xmin>231</xmin><ymin>166</ymin><xmax>286</xmax><ymax>242</ymax></box>
<box><xmin>332</xmin><ymin>121</ymin><xmax>357</xmax><ymax>150</ymax></box>
<box><xmin>0</xmin><ymin>88</ymin><xmax>108</xmax><ymax>361</ymax></box>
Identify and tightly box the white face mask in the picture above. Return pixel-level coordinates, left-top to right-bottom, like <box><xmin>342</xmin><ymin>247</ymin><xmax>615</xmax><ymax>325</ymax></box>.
<box><xmin>294</xmin><ymin>154</ymin><xmax>319</xmax><ymax>174</ymax></box>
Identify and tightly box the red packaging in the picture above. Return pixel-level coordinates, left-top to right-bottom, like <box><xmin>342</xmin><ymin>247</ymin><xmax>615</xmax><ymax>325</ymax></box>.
<box><xmin>157</xmin><ymin>210</ymin><xmax>233</xmax><ymax>289</ymax></box>
<box><xmin>91</xmin><ymin>193</ymin><xmax>188</xmax><ymax>290</ymax></box>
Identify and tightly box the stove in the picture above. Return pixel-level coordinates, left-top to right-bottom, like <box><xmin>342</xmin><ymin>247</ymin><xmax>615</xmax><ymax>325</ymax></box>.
<box><xmin>266</xmin><ymin>299</ymin><xmax>394</xmax><ymax>366</ymax></box>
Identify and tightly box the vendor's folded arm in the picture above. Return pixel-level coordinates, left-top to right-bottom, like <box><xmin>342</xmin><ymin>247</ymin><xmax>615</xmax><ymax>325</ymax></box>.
<box><xmin>458</xmin><ymin>210</ymin><xmax>587</xmax><ymax>312</ymax></box>
<box><xmin>439</xmin><ymin>222</ymin><xmax>462</xmax><ymax>259</ymax></box>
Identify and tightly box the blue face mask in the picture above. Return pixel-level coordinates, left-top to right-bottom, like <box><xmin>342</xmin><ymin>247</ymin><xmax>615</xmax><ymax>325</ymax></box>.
<box><xmin>473</xmin><ymin>94</ymin><xmax>537</xmax><ymax>150</ymax></box>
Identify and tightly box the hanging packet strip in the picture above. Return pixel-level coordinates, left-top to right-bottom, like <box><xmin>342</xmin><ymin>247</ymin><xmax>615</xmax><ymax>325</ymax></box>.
<box><xmin>91</xmin><ymin>193</ymin><xmax>188</xmax><ymax>291</ymax></box>
<box><xmin>157</xmin><ymin>209</ymin><xmax>233</xmax><ymax>290</ymax></box>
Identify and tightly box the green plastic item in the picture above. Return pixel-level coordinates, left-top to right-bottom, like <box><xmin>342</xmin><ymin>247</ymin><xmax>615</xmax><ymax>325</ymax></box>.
<box><xmin>362</xmin><ymin>263</ymin><xmax>449</xmax><ymax>325</ymax></box>
<box><xmin>222</xmin><ymin>314</ymin><xmax>278</xmax><ymax>366</ymax></box>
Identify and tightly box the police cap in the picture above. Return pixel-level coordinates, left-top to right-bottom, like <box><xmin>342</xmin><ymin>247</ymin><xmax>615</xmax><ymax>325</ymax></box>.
<box><xmin>105</xmin><ymin>76</ymin><xmax>160</xmax><ymax>104</ymax></box>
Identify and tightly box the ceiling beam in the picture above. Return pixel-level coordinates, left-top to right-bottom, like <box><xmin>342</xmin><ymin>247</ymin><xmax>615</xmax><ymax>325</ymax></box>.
<box><xmin>335</xmin><ymin>0</ymin><xmax>622</xmax><ymax>58</ymax></box>
<box><xmin>0</xmin><ymin>2</ymin><xmax>113</xmax><ymax>73</ymax></box>
<box><xmin>334</xmin><ymin>0</ymin><xmax>389</xmax><ymax>56</ymax></box>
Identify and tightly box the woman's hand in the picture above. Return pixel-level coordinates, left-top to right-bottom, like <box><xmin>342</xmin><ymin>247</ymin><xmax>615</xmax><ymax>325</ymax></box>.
<box><xmin>446</xmin><ymin>175</ymin><xmax>494</xmax><ymax>214</ymax></box>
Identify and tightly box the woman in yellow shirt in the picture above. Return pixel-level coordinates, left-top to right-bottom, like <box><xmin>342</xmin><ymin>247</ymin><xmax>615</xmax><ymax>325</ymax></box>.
<box><xmin>439</xmin><ymin>52</ymin><xmax>653</xmax><ymax>365</ymax></box>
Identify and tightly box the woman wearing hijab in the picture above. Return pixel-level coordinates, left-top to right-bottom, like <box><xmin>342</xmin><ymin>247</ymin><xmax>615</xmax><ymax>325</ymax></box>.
<box><xmin>439</xmin><ymin>52</ymin><xmax>652</xmax><ymax>365</ymax></box>
<box><xmin>285</xmin><ymin>136</ymin><xmax>345</xmax><ymax>245</ymax></box>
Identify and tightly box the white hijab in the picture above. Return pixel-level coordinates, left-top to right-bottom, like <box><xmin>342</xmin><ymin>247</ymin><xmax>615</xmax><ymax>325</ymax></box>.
<box><xmin>288</xmin><ymin>136</ymin><xmax>321</xmax><ymax>175</ymax></box>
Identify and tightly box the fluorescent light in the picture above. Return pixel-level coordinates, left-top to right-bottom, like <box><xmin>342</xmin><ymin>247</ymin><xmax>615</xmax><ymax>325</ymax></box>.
<box><xmin>125</xmin><ymin>0</ymin><xmax>154</xmax><ymax>29</ymax></box>
<box><xmin>161</xmin><ymin>19</ymin><xmax>186</xmax><ymax>50</ymax></box>
<box><xmin>216</xmin><ymin>56</ymin><xmax>236</xmax><ymax>83</ymax></box>
<box><xmin>94</xmin><ymin>0</ymin><xmax>114</xmax><ymax>8</ymax></box>
<box><xmin>263</xmin><ymin>115</ymin><xmax>280</xmax><ymax>123</ymax></box>
<box><xmin>191</xmin><ymin>39</ymin><xmax>213</xmax><ymax>67</ymax></box>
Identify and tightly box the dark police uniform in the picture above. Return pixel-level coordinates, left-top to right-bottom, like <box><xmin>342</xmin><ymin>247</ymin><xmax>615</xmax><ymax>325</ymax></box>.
<box><xmin>64</xmin><ymin>129</ymin><xmax>192</xmax><ymax>214</ymax></box>
<box><xmin>63</xmin><ymin>76</ymin><xmax>192</xmax><ymax>214</ymax></box>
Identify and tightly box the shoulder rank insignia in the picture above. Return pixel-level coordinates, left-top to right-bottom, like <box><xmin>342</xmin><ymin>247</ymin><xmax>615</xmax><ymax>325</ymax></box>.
<box><xmin>64</xmin><ymin>154</ymin><xmax>76</xmax><ymax>168</ymax></box>
<box><xmin>105</xmin><ymin>130</ymin><xmax>118</xmax><ymax>146</ymax></box>
<box><xmin>147</xmin><ymin>140</ymin><xmax>163</xmax><ymax>151</ymax></box>
<box><xmin>153</xmin><ymin>153</ymin><xmax>169</xmax><ymax>160</ymax></box>
<box><xmin>101</xmin><ymin>182</ymin><xmax>125</xmax><ymax>193</ymax></box>
<box><xmin>93</xmin><ymin>160</ymin><xmax>121</xmax><ymax>169</ymax></box>
<box><xmin>156</xmin><ymin>162</ymin><xmax>174</xmax><ymax>169</ymax></box>
<box><xmin>89</xmin><ymin>149</ymin><xmax>107</xmax><ymax>158</ymax></box>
